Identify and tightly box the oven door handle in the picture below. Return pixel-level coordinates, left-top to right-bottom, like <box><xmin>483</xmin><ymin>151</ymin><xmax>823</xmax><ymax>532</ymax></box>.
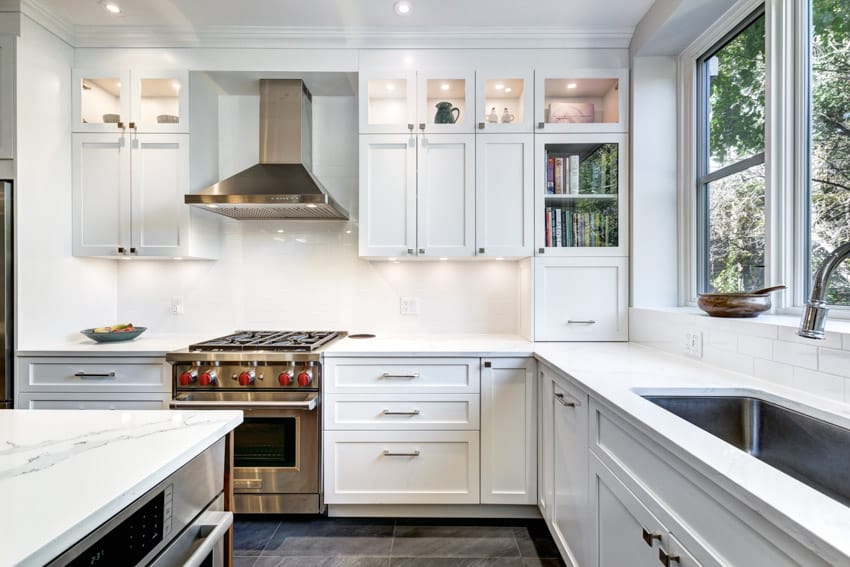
<box><xmin>170</xmin><ymin>397</ymin><xmax>318</xmax><ymax>411</ymax></box>
<box><xmin>148</xmin><ymin>510</ymin><xmax>233</xmax><ymax>567</ymax></box>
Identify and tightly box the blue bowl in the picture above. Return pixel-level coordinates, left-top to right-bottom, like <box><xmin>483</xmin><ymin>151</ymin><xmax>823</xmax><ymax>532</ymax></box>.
<box><xmin>80</xmin><ymin>327</ymin><xmax>147</xmax><ymax>343</ymax></box>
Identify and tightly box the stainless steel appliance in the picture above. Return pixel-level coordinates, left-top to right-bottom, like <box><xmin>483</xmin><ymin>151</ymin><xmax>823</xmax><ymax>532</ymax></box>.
<box><xmin>48</xmin><ymin>438</ymin><xmax>231</xmax><ymax>567</ymax></box>
<box><xmin>166</xmin><ymin>331</ymin><xmax>345</xmax><ymax>514</ymax></box>
<box><xmin>185</xmin><ymin>80</ymin><xmax>349</xmax><ymax>220</ymax></box>
<box><xmin>0</xmin><ymin>181</ymin><xmax>12</xmax><ymax>410</ymax></box>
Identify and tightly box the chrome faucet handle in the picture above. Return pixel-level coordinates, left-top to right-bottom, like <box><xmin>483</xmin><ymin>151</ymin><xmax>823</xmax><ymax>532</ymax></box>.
<box><xmin>799</xmin><ymin>240</ymin><xmax>850</xmax><ymax>339</ymax></box>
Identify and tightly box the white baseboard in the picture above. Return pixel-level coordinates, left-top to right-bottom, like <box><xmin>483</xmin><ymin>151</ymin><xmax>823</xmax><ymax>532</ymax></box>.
<box><xmin>327</xmin><ymin>504</ymin><xmax>542</xmax><ymax>519</ymax></box>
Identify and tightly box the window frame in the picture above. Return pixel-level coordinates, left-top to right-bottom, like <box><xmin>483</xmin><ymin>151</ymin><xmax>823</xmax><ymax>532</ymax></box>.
<box><xmin>678</xmin><ymin>0</ymin><xmax>849</xmax><ymax>317</ymax></box>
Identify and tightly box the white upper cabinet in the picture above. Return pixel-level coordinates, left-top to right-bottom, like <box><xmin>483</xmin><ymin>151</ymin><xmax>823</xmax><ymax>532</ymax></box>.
<box><xmin>358</xmin><ymin>134</ymin><xmax>417</xmax><ymax>257</ymax></box>
<box><xmin>73</xmin><ymin>69</ymin><xmax>189</xmax><ymax>134</ymax></box>
<box><xmin>475</xmin><ymin>69</ymin><xmax>534</xmax><ymax>133</ymax></box>
<box><xmin>359</xmin><ymin>69</ymin><xmax>474</xmax><ymax>134</ymax></box>
<box><xmin>476</xmin><ymin>134</ymin><xmax>534</xmax><ymax>257</ymax></box>
<box><xmin>416</xmin><ymin>133</ymin><xmax>475</xmax><ymax>257</ymax></box>
<box><xmin>534</xmin><ymin>68</ymin><xmax>628</xmax><ymax>134</ymax></box>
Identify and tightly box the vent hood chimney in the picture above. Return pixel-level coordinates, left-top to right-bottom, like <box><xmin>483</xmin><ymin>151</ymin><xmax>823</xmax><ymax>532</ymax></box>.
<box><xmin>185</xmin><ymin>79</ymin><xmax>349</xmax><ymax>220</ymax></box>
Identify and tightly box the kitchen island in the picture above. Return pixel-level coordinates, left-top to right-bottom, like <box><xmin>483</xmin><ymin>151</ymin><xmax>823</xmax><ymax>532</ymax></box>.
<box><xmin>0</xmin><ymin>409</ymin><xmax>242</xmax><ymax>566</ymax></box>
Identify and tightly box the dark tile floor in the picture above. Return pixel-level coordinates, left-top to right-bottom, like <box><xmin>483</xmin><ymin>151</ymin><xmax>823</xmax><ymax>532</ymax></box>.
<box><xmin>233</xmin><ymin>516</ymin><xmax>567</xmax><ymax>567</ymax></box>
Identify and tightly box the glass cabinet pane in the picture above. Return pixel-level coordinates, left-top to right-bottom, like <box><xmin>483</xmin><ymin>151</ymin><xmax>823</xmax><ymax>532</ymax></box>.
<box><xmin>542</xmin><ymin>142</ymin><xmax>619</xmax><ymax>248</ymax></box>
<box><xmin>542</xmin><ymin>77</ymin><xmax>619</xmax><ymax>125</ymax></box>
<box><xmin>80</xmin><ymin>76</ymin><xmax>123</xmax><ymax>126</ymax></box>
<box><xmin>483</xmin><ymin>78</ymin><xmax>526</xmax><ymax>126</ymax></box>
<box><xmin>425</xmin><ymin>78</ymin><xmax>467</xmax><ymax>127</ymax></box>
<box><xmin>367</xmin><ymin>78</ymin><xmax>409</xmax><ymax>127</ymax></box>
<box><xmin>138</xmin><ymin>77</ymin><xmax>182</xmax><ymax>127</ymax></box>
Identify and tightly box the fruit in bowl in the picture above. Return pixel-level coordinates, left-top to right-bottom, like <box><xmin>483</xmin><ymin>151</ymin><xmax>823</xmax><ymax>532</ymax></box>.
<box><xmin>81</xmin><ymin>324</ymin><xmax>147</xmax><ymax>343</ymax></box>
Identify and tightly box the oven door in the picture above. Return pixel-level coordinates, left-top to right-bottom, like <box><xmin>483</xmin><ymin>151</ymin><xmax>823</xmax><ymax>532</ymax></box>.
<box><xmin>171</xmin><ymin>391</ymin><xmax>319</xmax><ymax>498</ymax></box>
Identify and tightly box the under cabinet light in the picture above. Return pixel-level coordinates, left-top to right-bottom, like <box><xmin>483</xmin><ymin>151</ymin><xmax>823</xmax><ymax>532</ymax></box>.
<box><xmin>440</xmin><ymin>83</ymin><xmax>450</xmax><ymax>91</ymax></box>
<box><xmin>102</xmin><ymin>1</ymin><xmax>122</xmax><ymax>14</ymax></box>
<box><xmin>567</xmin><ymin>83</ymin><xmax>577</xmax><ymax>90</ymax></box>
<box><xmin>394</xmin><ymin>0</ymin><xmax>412</xmax><ymax>16</ymax></box>
<box><xmin>495</xmin><ymin>83</ymin><xmax>504</xmax><ymax>90</ymax></box>
<box><xmin>504</xmin><ymin>87</ymin><xmax>512</xmax><ymax>93</ymax></box>
<box><xmin>386</xmin><ymin>83</ymin><xmax>396</xmax><ymax>92</ymax></box>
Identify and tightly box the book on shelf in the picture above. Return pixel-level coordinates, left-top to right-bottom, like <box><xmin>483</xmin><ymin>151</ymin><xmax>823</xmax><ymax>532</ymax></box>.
<box><xmin>569</xmin><ymin>155</ymin><xmax>580</xmax><ymax>195</ymax></box>
<box><xmin>547</xmin><ymin>155</ymin><xmax>554</xmax><ymax>194</ymax></box>
<box><xmin>553</xmin><ymin>157</ymin><xmax>563</xmax><ymax>194</ymax></box>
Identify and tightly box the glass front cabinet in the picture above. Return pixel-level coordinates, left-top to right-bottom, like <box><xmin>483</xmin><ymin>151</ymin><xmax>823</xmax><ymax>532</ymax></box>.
<box><xmin>534</xmin><ymin>69</ymin><xmax>627</xmax><ymax>134</ymax></box>
<box><xmin>534</xmin><ymin>133</ymin><xmax>628</xmax><ymax>257</ymax></box>
<box><xmin>475</xmin><ymin>69</ymin><xmax>534</xmax><ymax>133</ymax></box>
<box><xmin>72</xmin><ymin>69</ymin><xmax>189</xmax><ymax>133</ymax></box>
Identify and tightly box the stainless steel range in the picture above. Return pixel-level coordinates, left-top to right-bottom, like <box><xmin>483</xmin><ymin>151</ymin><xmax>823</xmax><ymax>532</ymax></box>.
<box><xmin>166</xmin><ymin>331</ymin><xmax>345</xmax><ymax>514</ymax></box>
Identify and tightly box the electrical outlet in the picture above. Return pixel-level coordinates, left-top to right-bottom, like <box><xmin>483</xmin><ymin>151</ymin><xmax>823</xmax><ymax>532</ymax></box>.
<box><xmin>171</xmin><ymin>296</ymin><xmax>185</xmax><ymax>316</ymax></box>
<box><xmin>684</xmin><ymin>329</ymin><xmax>702</xmax><ymax>358</ymax></box>
<box><xmin>400</xmin><ymin>297</ymin><xmax>420</xmax><ymax>316</ymax></box>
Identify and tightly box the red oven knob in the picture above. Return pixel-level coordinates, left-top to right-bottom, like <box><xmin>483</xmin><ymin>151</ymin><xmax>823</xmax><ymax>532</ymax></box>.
<box><xmin>198</xmin><ymin>370</ymin><xmax>217</xmax><ymax>386</ymax></box>
<box><xmin>297</xmin><ymin>371</ymin><xmax>312</xmax><ymax>387</ymax></box>
<box><xmin>238</xmin><ymin>370</ymin><xmax>255</xmax><ymax>386</ymax></box>
<box><xmin>278</xmin><ymin>372</ymin><xmax>293</xmax><ymax>386</ymax></box>
<box><xmin>178</xmin><ymin>370</ymin><xmax>197</xmax><ymax>386</ymax></box>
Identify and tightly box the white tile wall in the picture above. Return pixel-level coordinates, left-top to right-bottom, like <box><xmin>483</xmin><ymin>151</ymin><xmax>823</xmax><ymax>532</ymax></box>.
<box><xmin>630</xmin><ymin>308</ymin><xmax>850</xmax><ymax>405</ymax></box>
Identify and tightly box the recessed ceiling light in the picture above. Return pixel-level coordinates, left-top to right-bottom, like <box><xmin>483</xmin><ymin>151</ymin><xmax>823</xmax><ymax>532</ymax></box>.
<box><xmin>440</xmin><ymin>83</ymin><xmax>450</xmax><ymax>91</ymax></box>
<box><xmin>567</xmin><ymin>83</ymin><xmax>577</xmax><ymax>90</ymax></box>
<box><xmin>504</xmin><ymin>87</ymin><xmax>512</xmax><ymax>93</ymax></box>
<box><xmin>386</xmin><ymin>83</ymin><xmax>396</xmax><ymax>92</ymax></box>
<box><xmin>495</xmin><ymin>83</ymin><xmax>504</xmax><ymax>90</ymax></box>
<box><xmin>101</xmin><ymin>1</ymin><xmax>122</xmax><ymax>14</ymax></box>
<box><xmin>394</xmin><ymin>0</ymin><xmax>412</xmax><ymax>16</ymax></box>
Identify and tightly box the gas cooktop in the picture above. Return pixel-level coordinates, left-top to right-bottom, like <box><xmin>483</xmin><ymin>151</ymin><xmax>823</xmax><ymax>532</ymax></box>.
<box><xmin>188</xmin><ymin>330</ymin><xmax>344</xmax><ymax>352</ymax></box>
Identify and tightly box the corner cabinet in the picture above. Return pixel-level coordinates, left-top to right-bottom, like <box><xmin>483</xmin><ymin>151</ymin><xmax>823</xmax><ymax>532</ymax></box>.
<box><xmin>480</xmin><ymin>357</ymin><xmax>536</xmax><ymax>505</ymax></box>
<box><xmin>72</xmin><ymin>133</ymin><xmax>218</xmax><ymax>259</ymax></box>
<box><xmin>358</xmin><ymin>133</ymin><xmax>475</xmax><ymax>258</ymax></box>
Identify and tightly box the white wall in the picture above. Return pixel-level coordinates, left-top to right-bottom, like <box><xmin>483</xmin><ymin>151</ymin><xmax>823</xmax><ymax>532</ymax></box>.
<box><xmin>630</xmin><ymin>56</ymin><xmax>678</xmax><ymax>307</ymax></box>
<box><xmin>630</xmin><ymin>307</ymin><xmax>850</xmax><ymax>406</ymax></box>
<box><xmin>15</xmin><ymin>15</ymin><xmax>116</xmax><ymax>348</ymax></box>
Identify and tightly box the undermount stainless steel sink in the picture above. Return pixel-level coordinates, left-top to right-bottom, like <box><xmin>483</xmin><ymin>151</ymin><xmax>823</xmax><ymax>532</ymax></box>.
<box><xmin>641</xmin><ymin>394</ymin><xmax>850</xmax><ymax>506</ymax></box>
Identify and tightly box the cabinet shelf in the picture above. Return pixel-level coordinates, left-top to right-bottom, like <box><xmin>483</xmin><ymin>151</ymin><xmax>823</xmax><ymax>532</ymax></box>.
<box><xmin>545</xmin><ymin>194</ymin><xmax>617</xmax><ymax>200</ymax></box>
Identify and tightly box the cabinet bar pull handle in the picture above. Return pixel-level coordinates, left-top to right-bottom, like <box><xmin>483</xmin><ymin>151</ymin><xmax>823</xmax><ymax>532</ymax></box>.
<box><xmin>233</xmin><ymin>479</ymin><xmax>263</xmax><ymax>490</ymax></box>
<box><xmin>382</xmin><ymin>409</ymin><xmax>421</xmax><ymax>416</ymax></box>
<box><xmin>381</xmin><ymin>372</ymin><xmax>420</xmax><ymax>379</ymax></box>
<box><xmin>658</xmin><ymin>548</ymin><xmax>680</xmax><ymax>566</ymax></box>
<box><xmin>567</xmin><ymin>320</ymin><xmax>596</xmax><ymax>325</ymax></box>
<box><xmin>383</xmin><ymin>450</ymin><xmax>420</xmax><ymax>457</ymax></box>
<box><xmin>554</xmin><ymin>392</ymin><xmax>578</xmax><ymax>407</ymax></box>
<box><xmin>642</xmin><ymin>528</ymin><xmax>662</xmax><ymax>547</ymax></box>
<box><xmin>74</xmin><ymin>371</ymin><xmax>116</xmax><ymax>379</ymax></box>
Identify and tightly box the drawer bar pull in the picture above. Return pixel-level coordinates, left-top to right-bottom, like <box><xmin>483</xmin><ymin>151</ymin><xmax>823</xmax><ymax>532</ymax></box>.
<box><xmin>233</xmin><ymin>479</ymin><xmax>263</xmax><ymax>490</ymax></box>
<box><xmin>567</xmin><ymin>320</ymin><xmax>597</xmax><ymax>325</ymax></box>
<box><xmin>554</xmin><ymin>392</ymin><xmax>579</xmax><ymax>408</ymax></box>
<box><xmin>382</xmin><ymin>409</ymin><xmax>421</xmax><ymax>416</ymax></box>
<box><xmin>381</xmin><ymin>372</ymin><xmax>420</xmax><ymax>379</ymax></box>
<box><xmin>658</xmin><ymin>548</ymin><xmax>680</xmax><ymax>566</ymax></box>
<box><xmin>74</xmin><ymin>371</ymin><xmax>117</xmax><ymax>379</ymax></box>
<box><xmin>383</xmin><ymin>450</ymin><xmax>421</xmax><ymax>457</ymax></box>
<box><xmin>642</xmin><ymin>528</ymin><xmax>662</xmax><ymax>547</ymax></box>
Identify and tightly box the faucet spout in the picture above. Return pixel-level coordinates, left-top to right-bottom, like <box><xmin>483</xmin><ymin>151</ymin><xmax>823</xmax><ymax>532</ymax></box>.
<box><xmin>799</xmin><ymin>241</ymin><xmax>850</xmax><ymax>339</ymax></box>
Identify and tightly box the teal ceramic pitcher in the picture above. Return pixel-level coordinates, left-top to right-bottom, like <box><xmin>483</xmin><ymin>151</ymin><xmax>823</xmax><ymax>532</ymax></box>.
<box><xmin>434</xmin><ymin>101</ymin><xmax>460</xmax><ymax>124</ymax></box>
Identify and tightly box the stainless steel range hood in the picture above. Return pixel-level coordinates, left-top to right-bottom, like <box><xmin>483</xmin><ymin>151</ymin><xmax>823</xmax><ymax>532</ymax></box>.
<box><xmin>185</xmin><ymin>79</ymin><xmax>349</xmax><ymax>220</ymax></box>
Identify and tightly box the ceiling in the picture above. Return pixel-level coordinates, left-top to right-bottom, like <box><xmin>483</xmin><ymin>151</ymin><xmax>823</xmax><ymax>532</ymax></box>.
<box><xmin>39</xmin><ymin>0</ymin><xmax>656</xmax><ymax>30</ymax></box>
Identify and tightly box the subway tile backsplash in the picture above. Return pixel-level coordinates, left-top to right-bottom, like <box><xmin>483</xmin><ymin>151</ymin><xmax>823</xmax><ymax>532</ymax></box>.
<box><xmin>630</xmin><ymin>308</ymin><xmax>850</xmax><ymax>405</ymax></box>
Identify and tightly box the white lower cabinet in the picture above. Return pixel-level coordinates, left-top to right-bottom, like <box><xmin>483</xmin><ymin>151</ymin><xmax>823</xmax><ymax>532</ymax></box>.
<box><xmin>551</xmin><ymin>370</ymin><xmax>589</xmax><ymax>567</ymax></box>
<box><xmin>324</xmin><ymin>393</ymin><xmax>480</xmax><ymax>430</ymax></box>
<box><xmin>323</xmin><ymin>430</ymin><xmax>480</xmax><ymax>504</ymax></box>
<box><xmin>537</xmin><ymin>365</ymin><xmax>554</xmax><ymax>521</ymax></box>
<box><xmin>590</xmin><ymin>454</ymin><xmax>701</xmax><ymax>567</ymax></box>
<box><xmin>534</xmin><ymin>257</ymin><xmax>628</xmax><ymax>341</ymax></box>
<box><xmin>15</xmin><ymin>356</ymin><xmax>171</xmax><ymax>410</ymax></box>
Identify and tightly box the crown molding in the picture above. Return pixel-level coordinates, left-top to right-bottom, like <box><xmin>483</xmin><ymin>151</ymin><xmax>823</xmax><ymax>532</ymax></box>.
<box><xmin>19</xmin><ymin>0</ymin><xmax>74</xmax><ymax>44</ymax></box>
<box><xmin>71</xmin><ymin>25</ymin><xmax>634</xmax><ymax>50</ymax></box>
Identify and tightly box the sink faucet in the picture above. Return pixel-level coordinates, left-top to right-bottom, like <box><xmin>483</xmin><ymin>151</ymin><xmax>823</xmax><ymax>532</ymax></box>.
<box><xmin>799</xmin><ymin>241</ymin><xmax>850</xmax><ymax>339</ymax></box>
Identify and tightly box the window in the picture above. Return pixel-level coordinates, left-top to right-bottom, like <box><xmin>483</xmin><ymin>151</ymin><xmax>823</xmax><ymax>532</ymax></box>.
<box><xmin>806</xmin><ymin>0</ymin><xmax>850</xmax><ymax>306</ymax></box>
<box><xmin>696</xmin><ymin>10</ymin><xmax>766</xmax><ymax>293</ymax></box>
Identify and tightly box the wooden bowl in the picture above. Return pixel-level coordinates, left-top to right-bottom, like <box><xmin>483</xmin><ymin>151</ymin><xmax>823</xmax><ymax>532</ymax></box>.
<box><xmin>697</xmin><ymin>293</ymin><xmax>772</xmax><ymax>318</ymax></box>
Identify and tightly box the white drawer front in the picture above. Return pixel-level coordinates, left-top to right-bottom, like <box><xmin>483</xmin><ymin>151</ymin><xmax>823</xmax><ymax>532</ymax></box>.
<box><xmin>20</xmin><ymin>358</ymin><xmax>169</xmax><ymax>393</ymax></box>
<box><xmin>324</xmin><ymin>430</ymin><xmax>480</xmax><ymax>504</ymax></box>
<box><xmin>324</xmin><ymin>394</ymin><xmax>480</xmax><ymax>430</ymax></box>
<box><xmin>16</xmin><ymin>391</ymin><xmax>169</xmax><ymax>410</ymax></box>
<box><xmin>325</xmin><ymin>358</ymin><xmax>480</xmax><ymax>394</ymax></box>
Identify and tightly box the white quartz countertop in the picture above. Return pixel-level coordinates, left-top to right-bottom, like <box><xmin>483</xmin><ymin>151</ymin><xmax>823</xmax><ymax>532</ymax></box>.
<box><xmin>0</xmin><ymin>409</ymin><xmax>242</xmax><ymax>566</ymax></box>
<box><xmin>324</xmin><ymin>334</ymin><xmax>535</xmax><ymax>357</ymax></box>
<box><xmin>16</xmin><ymin>333</ymin><xmax>228</xmax><ymax>357</ymax></box>
<box><xmin>532</xmin><ymin>342</ymin><xmax>850</xmax><ymax>565</ymax></box>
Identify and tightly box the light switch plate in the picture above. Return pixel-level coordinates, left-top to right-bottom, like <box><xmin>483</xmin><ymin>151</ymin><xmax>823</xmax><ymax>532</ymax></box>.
<box><xmin>400</xmin><ymin>297</ymin><xmax>420</xmax><ymax>316</ymax></box>
<box><xmin>171</xmin><ymin>296</ymin><xmax>185</xmax><ymax>316</ymax></box>
<box><xmin>684</xmin><ymin>329</ymin><xmax>702</xmax><ymax>358</ymax></box>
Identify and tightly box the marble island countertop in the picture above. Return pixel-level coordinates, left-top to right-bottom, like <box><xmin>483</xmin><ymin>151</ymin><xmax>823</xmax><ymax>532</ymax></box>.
<box><xmin>0</xmin><ymin>409</ymin><xmax>242</xmax><ymax>566</ymax></box>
